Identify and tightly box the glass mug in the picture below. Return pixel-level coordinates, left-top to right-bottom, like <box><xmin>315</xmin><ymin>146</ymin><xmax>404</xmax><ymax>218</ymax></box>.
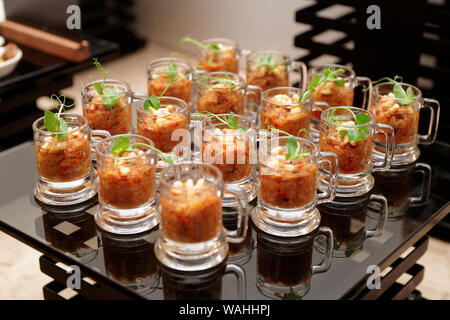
<box><xmin>33</xmin><ymin>114</ymin><xmax>99</xmax><ymax>206</ymax></box>
<box><xmin>201</xmin><ymin>114</ymin><xmax>257</xmax><ymax>206</ymax></box>
<box><xmin>370</xmin><ymin>82</ymin><xmax>440</xmax><ymax>165</ymax></box>
<box><xmin>161</xmin><ymin>262</ymin><xmax>246</xmax><ymax>300</ymax></box>
<box><xmin>136</xmin><ymin>95</ymin><xmax>191</xmax><ymax>185</ymax></box>
<box><xmin>155</xmin><ymin>162</ymin><xmax>248</xmax><ymax>271</ymax></box>
<box><xmin>82</xmin><ymin>79</ymin><xmax>133</xmax><ymax>136</ymax></box>
<box><xmin>256</xmin><ymin>217</ymin><xmax>333</xmax><ymax>299</ymax></box>
<box><xmin>147</xmin><ymin>57</ymin><xmax>194</xmax><ymax>109</ymax></box>
<box><xmin>316</xmin><ymin>190</ymin><xmax>388</xmax><ymax>258</ymax></box>
<box><xmin>245</xmin><ymin>49</ymin><xmax>308</xmax><ymax>92</ymax></box>
<box><xmin>372</xmin><ymin>161</ymin><xmax>431</xmax><ymax>218</ymax></box>
<box><xmin>309</xmin><ymin>64</ymin><xmax>372</xmax><ymax>142</ymax></box>
<box><xmin>195</xmin><ymin>38</ymin><xmax>240</xmax><ymax>73</ymax></box>
<box><xmin>319</xmin><ymin>107</ymin><xmax>395</xmax><ymax>192</ymax></box>
<box><xmin>260</xmin><ymin>86</ymin><xmax>325</xmax><ymax>138</ymax></box>
<box><xmin>95</xmin><ymin>134</ymin><xmax>158</xmax><ymax>234</ymax></box>
<box><xmin>194</xmin><ymin>71</ymin><xmax>262</xmax><ymax>121</ymax></box>
<box><xmin>253</xmin><ymin>135</ymin><xmax>338</xmax><ymax>237</ymax></box>
<box><xmin>100</xmin><ymin>226</ymin><xmax>160</xmax><ymax>295</ymax></box>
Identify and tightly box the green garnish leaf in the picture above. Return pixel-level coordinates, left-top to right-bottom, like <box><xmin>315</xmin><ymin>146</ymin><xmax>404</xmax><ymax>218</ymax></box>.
<box><xmin>111</xmin><ymin>136</ymin><xmax>131</xmax><ymax>156</ymax></box>
<box><xmin>334</xmin><ymin>79</ymin><xmax>346</xmax><ymax>87</ymax></box>
<box><xmin>227</xmin><ymin>112</ymin><xmax>239</xmax><ymax>130</ymax></box>
<box><xmin>110</xmin><ymin>136</ymin><xmax>175</xmax><ymax>165</ymax></box>
<box><xmin>268</xmin><ymin>126</ymin><xmax>311</xmax><ymax>160</ymax></box>
<box><xmin>58</xmin><ymin>119</ymin><xmax>68</xmax><ymax>141</ymax></box>
<box><xmin>371</xmin><ymin>75</ymin><xmax>415</xmax><ymax>105</ymax></box>
<box><xmin>180</xmin><ymin>36</ymin><xmax>219</xmax><ymax>51</ymax></box>
<box><xmin>102</xmin><ymin>87</ymin><xmax>123</xmax><ymax>109</ymax></box>
<box><xmin>43</xmin><ymin>95</ymin><xmax>75</xmax><ymax>141</ymax></box>
<box><xmin>300</xmin><ymin>67</ymin><xmax>345</xmax><ymax>102</ymax></box>
<box><xmin>256</xmin><ymin>54</ymin><xmax>279</xmax><ymax>74</ymax></box>
<box><xmin>92</xmin><ymin>57</ymin><xmax>108</xmax><ymax>95</ymax></box>
<box><xmin>194</xmin><ymin>111</ymin><xmax>245</xmax><ymax>131</ymax></box>
<box><xmin>167</xmin><ymin>62</ymin><xmax>178</xmax><ymax>84</ymax></box>
<box><xmin>206</xmin><ymin>43</ymin><xmax>220</xmax><ymax>50</ymax></box>
<box><xmin>355</xmin><ymin>113</ymin><xmax>371</xmax><ymax>125</ymax></box>
<box><xmin>285</xmin><ymin>136</ymin><xmax>299</xmax><ymax>160</ymax></box>
<box><xmin>144</xmin><ymin>95</ymin><xmax>161</xmax><ymax>112</ymax></box>
<box><xmin>93</xmin><ymin>82</ymin><xmax>104</xmax><ymax>96</ymax></box>
<box><xmin>44</xmin><ymin>109</ymin><xmax>60</xmax><ymax>133</ymax></box>
<box><xmin>330</xmin><ymin>107</ymin><xmax>371</xmax><ymax>142</ymax></box>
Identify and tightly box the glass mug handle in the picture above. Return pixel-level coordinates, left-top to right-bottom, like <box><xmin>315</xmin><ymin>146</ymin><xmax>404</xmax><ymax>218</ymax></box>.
<box><xmin>312</xmin><ymin>101</ymin><xmax>330</xmax><ymax>118</ymax></box>
<box><xmin>239</xmin><ymin>48</ymin><xmax>252</xmax><ymax>74</ymax></box>
<box><xmin>132</xmin><ymin>92</ymin><xmax>147</xmax><ymax>100</ymax></box>
<box><xmin>245</xmin><ymin>84</ymin><xmax>262</xmax><ymax>124</ymax></box>
<box><xmin>317</xmin><ymin>152</ymin><xmax>339</xmax><ymax>204</ymax></box>
<box><xmin>410</xmin><ymin>163</ymin><xmax>432</xmax><ymax>206</ymax></box>
<box><xmin>372</xmin><ymin>123</ymin><xmax>395</xmax><ymax>172</ymax></box>
<box><xmin>224</xmin><ymin>263</ymin><xmax>247</xmax><ymax>300</ymax></box>
<box><xmin>365</xmin><ymin>194</ymin><xmax>388</xmax><ymax>238</ymax></box>
<box><xmin>290</xmin><ymin>60</ymin><xmax>308</xmax><ymax>90</ymax></box>
<box><xmin>224</xmin><ymin>185</ymin><xmax>248</xmax><ymax>244</ymax></box>
<box><xmin>312</xmin><ymin>226</ymin><xmax>333</xmax><ymax>275</ymax></box>
<box><xmin>356</xmin><ymin>76</ymin><xmax>372</xmax><ymax>110</ymax></box>
<box><xmin>90</xmin><ymin>129</ymin><xmax>111</xmax><ymax>160</ymax></box>
<box><xmin>419</xmin><ymin>98</ymin><xmax>440</xmax><ymax>145</ymax></box>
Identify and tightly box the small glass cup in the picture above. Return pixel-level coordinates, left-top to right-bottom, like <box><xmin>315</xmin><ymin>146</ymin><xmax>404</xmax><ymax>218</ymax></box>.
<box><xmin>82</xmin><ymin>79</ymin><xmax>133</xmax><ymax>135</ymax></box>
<box><xmin>136</xmin><ymin>95</ymin><xmax>191</xmax><ymax>185</ymax></box>
<box><xmin>316</xmin><ymin>191</ymin><xmax>388</xmax><ymax>258</ymax></box>
<box><xmin>372</xmin><ymin>161</ymin><xmax>431</xmax><ymax>218</ymax></box>
<box><xmin>309</xmin><ymin>64</ymin><xmax>372</xmax><ymax>142</ymax></box>
<box><xmin>253</xmin><ymin>135</ymin><xmax>338</xmax><ymax>237</ymax></box>
<box><xmin>201</xmin><ymin>114</ymin><xmax>257</xmax><ymax>206</ymax></box>
<box><xmin>95</xmin><ymin>134</ymin><xmax>158</xmax><ymax>234</ymax></box>
<box><xmin>256</xmin><ymin>216</ymin><xmax>333</xmax><ymax>299</ymax></box>
<box><xmin>33</xmin><ymin>114</ymin><xmax>98</xmax><ymax>206</ymax></box>
<box><xmin>196</xmin><ymin>38</ymin><xmax>239</xmax><ymax>73</ymax></box>
<box><xmin>245</xmin><ymin>49</ymin><xmax>308</xmax><ymax>91</ymax></box>
<box><xmin>370</xmin><ymin>82</ymin><xmax>440</xmax><ymax>164</ymax></box>
<box><xmin>319</xmin><ymin>107</ymin><xmax>395</xmax><ymax>191</ymax></box>
<box><xmin>161</xmin><ymin>262</ymin><xmax>246</xmax><ymax>300</ymax></box>
<box><xmin>260</xmin><ymin>87</ymin><xmax>320</xmax><ymax>138</ymax></box>
<box><xmin>155</xmin><ymin>162</ymin><xmax>248</xmax><ymax>271</ymax></box>
<box><xmin>194</xmin><ymin>71</ymin><xmax>262</xmax><ymax>120</ymax></box>
<box><xmin>100</xmin><ymin>226</ymin><xmax>160</xmax><ymax>295</ymax></box>
<box><xmin>147</xmin><ymin>57</ymin><xmax>193</xmax><ymax>110</ymax></box>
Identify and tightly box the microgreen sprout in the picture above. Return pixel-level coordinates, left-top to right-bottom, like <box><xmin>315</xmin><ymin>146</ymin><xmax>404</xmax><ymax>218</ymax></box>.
<box><xmin>199</xmin><ymin>73</ymin><xmax>236</xmax><ymax>94</ymax></box>
<box><xmin>144</xmin><ymin>61</ymin><xmax>178</xmax><ymax>112</ymax></box>
<box><xmin>44</xmin><ymin>95</ymin><xmax>75</xmax><ymax>142</ymax></box>
<box><xmin>92</xmin><ymin>58</ymin><xmax>124</xmax><ymax>109</ymax></box>
<box><xmin>300</xmin><ymin>67</ymin><xmax>345</xmax><ymax>102</ymax></box>
<box><xmin>267</xmin><ymin>125</ymin><xmax>311</xmax><ymax>160</ymax></box>
<box><xmin>193</xmin><ymin>111</ymin><xmax>248</xmax><ymax>131</ymax></box>
<box><xmin>110</xmin><ymin>136</ymin><xmax>175</xmax><ymax>165</ymax></box>
<box><xmin>371</xmin><ymin>75</ymin><xmax>416</xmax><ymax>105</ymax></box>
<box><xmin>255</xmin><ymin>54</ymin><xmax>279</xmax><ymax>74</ymax></box>
<box><xmin>180</xmin><ymin>36</ymin><xmax>220</xmax><ymax>51</ymax></box>
<box><xmin>326</xmin><ymin>107</ymin><xmax>371</xmax><ymax>142</ymax></box>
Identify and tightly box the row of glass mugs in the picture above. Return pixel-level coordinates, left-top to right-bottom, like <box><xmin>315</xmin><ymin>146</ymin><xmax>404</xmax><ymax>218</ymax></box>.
<box><xmin>178</xmin><ymin>37</ymin><xmax>307</xmax><ymax>88</ymax></box>
<box><xmin>82</xmin><ymin>55</ymin><xmax>439</xmax><ymax>170</ymax></box>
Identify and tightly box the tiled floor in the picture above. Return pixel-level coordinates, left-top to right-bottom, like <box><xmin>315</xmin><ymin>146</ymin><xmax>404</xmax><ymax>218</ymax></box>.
<box><xmin>0</xmin><ymin>42</ymin><xmax>448</xmax><ymax>300</ymax></box>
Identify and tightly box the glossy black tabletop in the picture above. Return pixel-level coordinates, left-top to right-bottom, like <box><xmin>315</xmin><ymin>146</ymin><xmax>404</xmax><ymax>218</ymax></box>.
<box><xmin>0</xmin><ymin>141</ymin><xmax>448</xmax><ymax>300</ymax></box>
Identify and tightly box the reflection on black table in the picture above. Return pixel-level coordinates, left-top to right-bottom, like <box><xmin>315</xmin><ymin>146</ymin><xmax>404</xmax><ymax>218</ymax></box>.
<box><xmin>99</xmin><ymin>227</ymin><xmax>160</xmax><ymax>295</ymax></box>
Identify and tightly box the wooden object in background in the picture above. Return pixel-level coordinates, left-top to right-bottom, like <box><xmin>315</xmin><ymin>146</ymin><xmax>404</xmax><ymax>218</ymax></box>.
<box><xmin>0</xmin><ymin>20</ymin><xmax>90</xmax><ymax>62</ymax></box>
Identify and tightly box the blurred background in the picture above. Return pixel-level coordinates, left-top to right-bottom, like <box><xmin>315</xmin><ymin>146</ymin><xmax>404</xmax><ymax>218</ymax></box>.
<box><xmin>0</xmin><ymin>0</ymin><xmax>448</xmax><ymax>299</ymax></box>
